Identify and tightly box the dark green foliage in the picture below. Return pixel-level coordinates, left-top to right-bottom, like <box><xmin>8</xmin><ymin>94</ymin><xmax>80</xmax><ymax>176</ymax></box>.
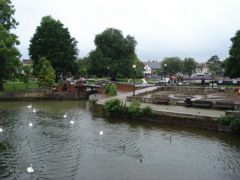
<box><xmin>206</xmin><ymin>55</ymin><xmax>222</xmax><ymax>77</ymax></box>
<box><xmin>183</xmin><ymin>58</ymin><xmax>197</xmax><ymax>76</ymax></box>
<box><xmin>224</xmin><ymin>30</ymin><xmax>240</xmax><ymax>78</ymax></box>
<box><xmin>161</xmin><ymin>57</ymin><xmax>183</xmax><ymax>75</ymax></box>
<box><xmin>0</xmin><ymin>0</ymin><xmax>18</xmax><ymax>31</ymax></box>
<box><xmin>89</xmin><ymin>28</ymin><xmax>139</xmax><ymax>80</ymax></box>
<box><xmin>0</xmin><ymin>0</ymin><xmax>20</xmax><ymax>91</ymax></box>
<box><xmin>0</xmin><ymin>25</ymin><xmax>20</xmax><ymax>91</ymax></box>
<box><xmin>37</xmin><ymin>57</ymin><xmax>56</xmax><ymax>87</ymax></box>
<box><xmin>128</xmin><ymin>100</ymin><xmax>142</xmax><ymax>118</ymax></box>
<box><xmin>142</xmin><ymin>106</ymin><xmax>153</xmax><ymax>116</ymax></box>
<box><xmin>104</xmin><ymin>98</ymin><xmax>127</xmax><ymax>116</ymax></box>
<box><xmin>105</xmin><ymin>83</ymin><xmax>117</xmax><ymax>96</ymax></box>
<box><xmin>218</xmin><ymin>113</ymin><xmax>240</xmax><ymax>130</ymax></box>
<box><xmin>104</xmin><ymin>99</ymin><xmax>153</xmax><ymax>119</ymax></box>
<box><xmin>29</xmin><ymin>16</ymin><xmax>78</xmax><ymax>78</ymax></box>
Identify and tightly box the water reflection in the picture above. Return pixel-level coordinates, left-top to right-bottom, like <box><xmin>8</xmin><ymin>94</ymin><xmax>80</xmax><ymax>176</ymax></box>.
<box><xmin>0</xmin><ymin>101</ymin><xmax>239</xmax><ymax>180</ymax></box>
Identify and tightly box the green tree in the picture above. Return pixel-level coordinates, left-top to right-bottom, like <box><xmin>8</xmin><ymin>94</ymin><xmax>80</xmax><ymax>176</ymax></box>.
<box><xmin>29</xmin><ymin>16</ymin><xmax>78</xmax><ymax>78</ymax></box>
<box><xmin>89</xmin><ymin>28</ymin><xmax>138</xmax><ymax>80</ymax></box>
<box><xmin>206</xmin><ymin>55</ymin><xmax>222</xmax><ymax>77</ymax></box>
<box><xmin>224</xmin><ymin>30</ymin><xmax>240</xmax><ymax>78</ymax></box>
<box><xmin>0</xmin><ymin>0</ymin><xmax>20</xmax><ymax>91</ymax></box>
<box><xmin>183</xmin><ymin>57</ymin><xmax>196</xmax><ymax>76</ymax></box>
<box><xmin>0</xmin><ymin>0</ymin><xmax>18</xmax><ymax>30</ymax></box>
<box><xmin>161</xmin><ymin>57</ymin><xmax>183</xmax><ymax>75</ymax></box>
<box><xmin>38</xmin><ymin>57</ymin><xmax>56</xmax><ymax>87</ymax></box>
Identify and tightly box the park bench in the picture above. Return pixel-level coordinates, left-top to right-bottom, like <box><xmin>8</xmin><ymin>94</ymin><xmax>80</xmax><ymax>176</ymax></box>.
<box><xmin>214</xmin><ymin>100</ymin><xmax>234</xmax><ymax>110</ymax></box>
<box><xmin>151</xmin><ymin>95</ymin><xmax>169</xmax><ymax>104</ymax></box>
<box><xmin>192</xmin><ymin>100</ymin><xmax>213</xmax><ymax>108</ymax></box>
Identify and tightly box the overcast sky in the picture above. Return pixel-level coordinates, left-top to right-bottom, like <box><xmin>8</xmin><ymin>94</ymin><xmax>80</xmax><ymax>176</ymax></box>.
<box><xmin>12</xmin><ymin>0</ymin><xmax>240</xmax><ymax>62</ymax></box>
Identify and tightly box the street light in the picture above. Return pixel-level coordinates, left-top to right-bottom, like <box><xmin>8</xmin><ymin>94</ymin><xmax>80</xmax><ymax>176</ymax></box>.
<box><xmin>132</xmin><ymin>64</ymin><xmax>136</xmax><ymax>96</ymax></box>
<box><xmin>164</xmin><ymin>63</ymin><xmax>167</xmax><ymax>86</ymax></box>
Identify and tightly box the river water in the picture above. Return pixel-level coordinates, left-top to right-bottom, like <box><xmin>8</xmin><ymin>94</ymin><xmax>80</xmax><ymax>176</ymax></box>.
<box><xmin>0</xmin><ymin>101</ymin><xmax>239</xmax><ymax>180</ymax></box>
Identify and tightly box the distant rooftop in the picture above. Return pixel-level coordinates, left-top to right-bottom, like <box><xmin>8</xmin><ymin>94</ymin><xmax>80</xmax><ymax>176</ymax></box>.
<box><xmin>22</xmin><ymin>59</ymin><xmax>32</xmax><ymax>65</ymax></box>
<box><xmin>143</xmin><ymin>60</ymin><xmax>161</xmax><ymax>70</ymax></box>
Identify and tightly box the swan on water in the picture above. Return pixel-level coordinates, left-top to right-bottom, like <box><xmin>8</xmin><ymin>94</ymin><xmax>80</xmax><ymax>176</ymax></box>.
<box><xmin>27</xmin><ymin>164</ymin><xmax>34</xmax><ymax>173</ymax></box>
<box><xmin>99</xmin><ymin>130</ymin><xmax>103</xmax><ymax>135</ymax></box>
<box><xmin>63</xmin><ymin>113</ymin><xmax>67</xmax><ymax>118</ymax></box>
<box><xmin>32</xmin><ymin>108</ymin><xmax>36</xmax><ymax>113</ymax></box>
<box><xmin>27</xmin><ymin>104</ymin><xmax>32</xmax><ymax>108</ymax></box>
<box><xmin>29</xmin><ymin>122</ymin><xmax>33</xmax><ymax>127</ymax></box>
<box><xmin>70</xmin><ymin>120</ymin><xmax>74</xmax><ymax>124</ymax></box>
<box><xmin>0</xmin><ymin>126</ymin><xmax>3</xmax><ymax>132</ymax></box>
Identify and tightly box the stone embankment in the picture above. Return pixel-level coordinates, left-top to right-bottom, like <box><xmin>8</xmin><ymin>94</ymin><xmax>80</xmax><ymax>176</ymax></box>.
<box><xmin>97</xmin><ymin>86</ymin><xmax>234</xmax><ymax>132</ymax></box>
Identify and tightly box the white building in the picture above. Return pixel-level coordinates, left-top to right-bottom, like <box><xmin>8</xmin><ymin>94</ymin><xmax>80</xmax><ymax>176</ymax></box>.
<box><xmin>143</xmin><ymin>60</ymin><xmax>161</xmax><ymax>77</ymax></box>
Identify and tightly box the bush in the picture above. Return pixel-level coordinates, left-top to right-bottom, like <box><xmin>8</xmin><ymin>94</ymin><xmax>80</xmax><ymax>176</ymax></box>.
<box><xmin>142</xmin><ymin>106</ymin><xmax>153</xmax><ymax>116</ymax></box>
<box><xmin>218</xmin><ymin>113</ymin><xmax>240</xmax><ymax>130</ymax></box>
<box><xmin>128</xmin><ymin>100</ymin><xmax>142</xmax><ymax>118</ymax></box>
<box><xmin>104</xmin><ymin>98</ymin><xmax>127</xmax><ymax>116</ymax></box>
<box><xmin>105</xmin><ymin>83</ymin><xmax>117</xmax><ymax>96</ymax></box>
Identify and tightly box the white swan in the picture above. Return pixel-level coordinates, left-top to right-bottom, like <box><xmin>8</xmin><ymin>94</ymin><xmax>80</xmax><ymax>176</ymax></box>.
<box><xmin>32</xmin><ymin>108</ymin><xmax>36</xmax><ymax>113</ymax></box>
<box><xmin>29</xmin><ymin>122</ymin><xmax>33</xmax><ymax>127</ymax></box>
<box><xmin>99</xmin><ymin>130</ymin><xmax>103</xmax><ymax>135</ymax></box>
<box><xmin>0</xmin><ymin>126</ymin><xmax>3</xmax><ymax>132</ymax></box>
<box><xmin>70</xmin><ymin>120</ymin><xmax>74</xmax><ymax>124</ymax></box>
<box><xmin>27</xmin><ymin>104</ymin><xmax>32</xmax><ymax>108</ymax></box>
<box><xmin>27</xmin><ymin>164</ymin><xmax>34</xmax><ymax>173</ymax></box>
<box><xmin>63</xmin><ymin>113</ymin><xmax>67</xmax><ymax>118</ymax></box>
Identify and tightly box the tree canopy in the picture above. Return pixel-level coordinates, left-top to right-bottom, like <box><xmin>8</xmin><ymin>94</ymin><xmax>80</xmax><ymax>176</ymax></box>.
<box><xmin>29</xmin><ymin>16</ymin><xmax>78</xmax><ymax>78</ymax></box>
<box><xmin>224</xmin><ymin>30</ymin><xmax>240</xmax><ymax>78</ymax></box>
<box><xmin>0</xmin><ymin>0</ymin><xmax>18</xmax><ymax>30</ymax></box>
<box><xmin>37</xmin><ymin>57</ymin><xmax>56</xmax><ymax>87</ymax></box>
<box><xmin>206</xmin><ymin>55</ymin><xmax>222</xmax><ymax>77</ymax></box>
<box><xmin>161</xmin><ymin>57</ymin><xmax>183</xmax><ymax>75</ymax></box>
<box><xmin>88</xmin><ymin>28</ymin><xmax>139</xmax><ymax>80</ymax></box>
<box><xmin>183</xmin><ymin>57</ymin><xmax>197</xmax><ymax>76</ymax></box>
<box><xmin>0</xmin><ymin>0</ymin><xmax>20</xmax><ymax>91</ymax></box>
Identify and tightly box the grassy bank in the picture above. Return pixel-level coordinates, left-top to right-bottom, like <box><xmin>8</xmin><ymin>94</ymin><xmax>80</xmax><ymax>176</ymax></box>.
<box><xmin>4</xmin><ymin>81</ymin><xmax>39</xmax><ymax>92</ymax></box>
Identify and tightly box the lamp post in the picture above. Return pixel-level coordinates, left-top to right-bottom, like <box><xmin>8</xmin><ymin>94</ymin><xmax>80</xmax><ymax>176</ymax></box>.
<box><xmin>132</xmin><ymin>64</ymin><xmax>136</xmax><ymax>96</ymax></box>
<box><xmin>164</xmin><ymin>63</ymin><xmax>167</xmax><ymax>86</ymax></box>
<box><xmin>107</xmin><ymin>66</ymin><xmax>110</xmax><ymax>79</ymax></box>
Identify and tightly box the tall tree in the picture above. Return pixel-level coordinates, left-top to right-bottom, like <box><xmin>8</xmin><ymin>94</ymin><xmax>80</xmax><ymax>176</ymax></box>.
<box><xmin>161</xmin><ymin>57</ymin><xmax>183</xmax><ymax>75</ymax></box>
<box><xmin>0</xmin><ymin>0</ymin><xmax>18</xmax><ymax>30</ymax></box>
<box><xmin>183</xmin><ymin>57</ymin><xmax>197</xmax><ymax>76</ymax></box>
<box><xmin>224</xmin><ymin>30</ymin><xmax>240</xmax><ymax>78</ymax></box>
<box><xmin>206</xmin><ymin>55</ymin><xmax>222</xmax><ymax>77</ymax></box>
<box><xmin>88</xmin><ymin>28</ymin><xmax>138</xmax><ymax>80</ymax></box>
<box><xmin>37</xmin><ymin>57</ymin><xmax>56</xmax><ymax>87</ymax></box>
<box><xmin>29</xmin><ymin>16</ymin><xmax>78</xmax><ymax>78</ymax></box>
<box><xmin>0</xmin><ymin>0</ymin><xmax>20</xmax><ymax>91</ymax></box>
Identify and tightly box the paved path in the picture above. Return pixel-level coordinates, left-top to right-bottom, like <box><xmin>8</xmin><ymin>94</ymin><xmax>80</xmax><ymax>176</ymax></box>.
<box><xmin>97</xmin><ymin>86</ymin><xmax>225</xmax><ymax>118</ymax></box>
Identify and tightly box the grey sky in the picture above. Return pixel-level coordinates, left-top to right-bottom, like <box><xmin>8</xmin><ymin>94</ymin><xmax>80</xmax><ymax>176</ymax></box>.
<box><xmin>12</xmin><ymin>0</ymin><xmax>240</xmax><ymax>62</ymax></box>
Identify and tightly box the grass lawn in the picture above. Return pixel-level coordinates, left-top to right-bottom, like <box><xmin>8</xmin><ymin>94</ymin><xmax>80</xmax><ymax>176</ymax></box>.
<box><xmin>4</xmin><ymin>81</ymin><xmax>39</xmax><ymax>92</ymax></box>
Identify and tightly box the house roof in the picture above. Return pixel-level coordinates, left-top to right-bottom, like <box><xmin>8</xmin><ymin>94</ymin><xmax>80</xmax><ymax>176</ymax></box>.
<box><xmin>22</xmin><ymin>59</ymin><xmax>32</xmax><ymax>65</ymax></box>
<box><xmin>143</xmin><ymin>61</ymin><xmax>161</xmax><ymax>70</ymax></box>
<box><xmin>197</xmin><ymin>63</ymin><xmax>208</xmax><ymax>68</ymax></box>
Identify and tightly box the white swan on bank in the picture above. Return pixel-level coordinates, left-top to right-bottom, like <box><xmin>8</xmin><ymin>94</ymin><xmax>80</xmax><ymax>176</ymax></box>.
<box><xmin>27</xmin><ymin>164</ymin><xmax>34</xmax><ymax>173</ymax></box>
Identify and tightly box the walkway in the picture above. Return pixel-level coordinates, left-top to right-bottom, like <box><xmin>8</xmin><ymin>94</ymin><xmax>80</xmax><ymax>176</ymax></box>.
<box><xmin>97</xmin><ymin>86</ymin><xmax>225</xmax><ymax>118</ymax></box>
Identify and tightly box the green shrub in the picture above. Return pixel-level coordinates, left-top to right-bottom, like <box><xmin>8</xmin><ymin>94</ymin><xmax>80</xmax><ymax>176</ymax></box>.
<box><xmin>218</xmin><ymin>113</ymin><xmax>240</xmax><ymax>130</ymax></box>
<box><xmin>105</xmin><ymin>83</ymin><xmax>117</xmax><ymax>96</ymax></box>
<box><xmin>104</xmin><ymin>98</ymin><xmax>127</xmax><ymax>116</ymax></box>
<box><xmin>142</xmin><ymin>106</ymin><xmax>153</xmax><ymax>116</ymax></box>
<box><xmin>128</xmin><ymin>100</ymin><xmax>142</xmax><ymax>118</ymax></box>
